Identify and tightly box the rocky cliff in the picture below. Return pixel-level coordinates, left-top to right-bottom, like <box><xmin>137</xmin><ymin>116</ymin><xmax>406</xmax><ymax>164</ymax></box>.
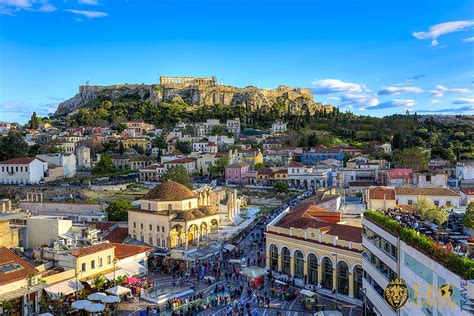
<box><xmin>55</xmin><ymin>82</ymin><xmax>333</xmax><ymax>116</ymax></box>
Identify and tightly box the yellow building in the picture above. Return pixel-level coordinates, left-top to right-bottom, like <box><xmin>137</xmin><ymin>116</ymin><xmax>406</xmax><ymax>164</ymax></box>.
<box><xmin>239</xmin><ymin>149</ymin><xmax>263</xmax><ymax>166</ymax></box>
<box><xmin>128</xmin><ymin>181</ymin><xmax>219</xmax><ymax>249</ymax></box>
<box><xmin>120</xmin><ymin>138</ymin><xmax>149</xmax><ymax>151</ymax></box>
<box><xmin>68</xmin><ymin>243</ymin><xmax>116</xmax><ymax>281</ymax></box>
<box><xmin>265</xmin><ymin>203</ymin><xmax>364</xmax><ymax>299</ymax></box>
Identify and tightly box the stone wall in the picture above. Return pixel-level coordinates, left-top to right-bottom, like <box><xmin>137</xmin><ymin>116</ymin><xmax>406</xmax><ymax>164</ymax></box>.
<box><xmin>18</xmin><ymin>201</ymin><xmax>107</xmax><ymax>217</ymax></box>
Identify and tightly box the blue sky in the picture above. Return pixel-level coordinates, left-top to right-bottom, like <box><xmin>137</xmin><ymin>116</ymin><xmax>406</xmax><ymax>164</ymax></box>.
<box><xmin>0</xmin><ymin>0</ymin><xmax>473</xmax><ymax>123</ymax></box>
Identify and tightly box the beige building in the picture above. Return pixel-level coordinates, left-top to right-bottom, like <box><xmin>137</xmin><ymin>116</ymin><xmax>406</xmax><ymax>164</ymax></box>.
<box><xmin>64</xmin><ymin>243</ymin><xmax>116</xmax><ymax>281</ymax></box>
<box><xmin>128</xmin><ymin>181</ymin><xmax>220</xmax><ymax>250</ymax></box>
<box><xmin>265</xmin><ymin>203</ymin><xmax>363</xmax><ymax>299</ymax></box>
<box><xmin>27</xmin><ymin>216</ymin><xmax>73</xmax><ymax>249</ymax></box>
<box><xmin>366</xmin><ymin>186</ymin><xmax>397</xmax><ymax>210</ymax></box>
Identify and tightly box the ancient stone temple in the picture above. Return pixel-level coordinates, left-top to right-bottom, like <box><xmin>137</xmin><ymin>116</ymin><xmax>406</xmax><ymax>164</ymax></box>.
<box><xmin>128</xmin><ymin>180</ymin><xmax>219</xmax><ymax>250</ymax></box>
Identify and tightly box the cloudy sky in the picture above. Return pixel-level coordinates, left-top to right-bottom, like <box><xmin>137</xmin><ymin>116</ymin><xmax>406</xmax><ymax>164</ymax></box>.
<box><xmin>0</xmin><ymin>0</ymin><xmax>473</xmax><ymax>123</ymax></box>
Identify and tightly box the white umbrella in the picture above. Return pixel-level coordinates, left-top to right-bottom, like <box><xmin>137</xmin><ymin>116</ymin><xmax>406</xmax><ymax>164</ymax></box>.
<box><xmin>106</xmin><ymin>285</ymin><xmax>131</xmax><ymax>296</ymax></box>
<box><xmin>39</xmin><ymin>313</ymin><xmax>54</xmax><ymax>316</ymax></box>
<box><xmin>87</xmin><ymin>292</ymin><xmax>107</xmax><ymax>301</ymax></box>
<box><xmin>71</xmin><ymin>300</ymin><xmax>92</xmax><ymax>310</ymax></box>
<box><xmin>239</xmin><ymin>266</ymin><xmax>268</xmax><ymax>279</ymax></box>
<box><xmin>101</xmin><ymin>295</ymin><xmax>120</xmax><ymax>304</ymax></box>
<box><xmin>84</xmin><ymin>303</ymin><xmax>105</xmax><ymax>313</ymax></box>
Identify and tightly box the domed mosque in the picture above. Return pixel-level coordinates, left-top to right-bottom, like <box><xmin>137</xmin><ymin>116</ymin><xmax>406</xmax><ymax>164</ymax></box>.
<box><xmin>128</xmin><ymin>180</ymin><xmax>219</xmax><ymax>249</ymax></box>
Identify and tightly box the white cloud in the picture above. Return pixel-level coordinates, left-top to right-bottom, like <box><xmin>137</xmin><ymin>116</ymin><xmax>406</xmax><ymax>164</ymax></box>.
<box><xmin>417</xmin><ymin>106</ymin><xmax>474</xmax><ymax>114</ymax></box>
<box><xmin>78</xmin><ymin>0</ymin><xmax>99</xmax><ymax>5</ymax></box>
<box><xmin>377</xmin><ymin>86</ymin><xmax>423</xmax><ymax>95</ymax></box>
<box><xmin>436</xmin><ymin>84</ymin><xmax>471</xmax><ymax>94</ymax></box>
<box><xmin>453</xmin><ymin>97</ymin><xmax>474</xmax><ymax>104</ymax></box>
<box><xmin>340</xmin><ymin>94</ymin><xmax>379</xmax><ymax>110</ymax></box>
<box><xmin>463</xmin><ymin>37</ymin><xmax>474</xmax><ymax>43</ymax></box>
<box><xmin>37</xmin><ymin>3</ymin><xmax>56</xmax><ymax>12</ymax></box>
<box><xmin>431</xmin><ymin>100</ymin><xmax>442</xmax><ymax>104</ymax></box>
<box><xmin>0</xmin><ymin>0</ymin><xmax>31</xmax><ymax>8</ymax></box>
<box><xmin>66</xmin><ymin>9</ymin><xmax>107</xmax><ymax>18</ymax></box>
<box><xmin>312</xmin><ymin>79</ymin><xmax>366</xmax><ymax>94</ymax></box>
<box><xmin>413</xmin><ymin>20</ymin><xmax>474</xmax><ymax>46</ymax></box>
<box><xmin>366</xmin><ymin>99</ymin><xmax>415</xmax><ymax>110</ymax></box>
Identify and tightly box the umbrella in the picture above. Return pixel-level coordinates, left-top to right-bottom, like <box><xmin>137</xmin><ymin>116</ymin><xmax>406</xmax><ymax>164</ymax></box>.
<box><xmin>239</xmin><ymin>266</ymin><xmax>268</xmax><ymax>279</ymax></box>
<box><xmin>84</xmin><ymin>303</ymin><xmax>105</xmax><ymax>313</ymax></box>
<box><xmin>101</xmin><ymin>295</ymin><xmax>121</xmax><ymax>303</ymax></box>
<box><xmin>106</xmin><ymin>285</ymin><xmax>131</xmax><ymax>296</ymax></box>
<box><xmin>39</xmin><ymin>313</ymin><xmax>54</xmax><ymax>316</ymax></box>
<box><xmin>87</xmin><ymin>292</ymin><xmax>107</xmax><ymax>301</ymax></box>
<box><xmin>71</xmin><ymin>300</ymin><xmax>92</xmax><ymax>310</ymax></box>
<box><xmin>125</xmin><ymin>277</ymin><xmax>140</xmax><ymax>284</ymax></box>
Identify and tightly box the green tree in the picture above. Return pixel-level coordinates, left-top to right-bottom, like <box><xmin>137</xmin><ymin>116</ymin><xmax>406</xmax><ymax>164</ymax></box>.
<box><xmin>254</xmin><ymin>162</ymin><xmax>266</xmax><ymax>171</ymax></box>
<box><xmin>211</xmin><ymin>125</ymin><xmax>225</xmax><ymax>135</ymax></box>
<box><xmin>273</xmin><ymin>182</ymin><xmax>289</xmax><ymax>192</ymax></box>
<box><xmin>105</xmin><ymin>200</ymin><xmax>132</xmax><ymax>221</ymax></box>
<box><xmin>464</xmin><ymin>202</ymin><xmax>474</xmax><ymax>229</ymax></box>
<box><xmin>0</xmin><ymin>130</ymin><xmax>29</xmax><ymax>161</ymax></box>
<box><xmin>92</xmin><ymin>275</ymin><xmax>106</xmax><ymax>291</ymax></box>
<box><xmin>175</xmin><ymin>141</ymin><xmax>191</xmax><ymax>154</ymax></box>
<box><xmin>118</xmin><ymin>141</ymin><xmax>125</xmax><ymax>155</ymax></box>
<box><xmin>152</xmin><ymin>136</ymin><xmax>167</xmax><ymax>149</ymax></box>
<box><xmin>92</xmin><ymin>154</ymin><xmax>115</xmax><ymax>175</ymax></box>
<box><xmin>161</xmin><ymin>165</ymin><xmax>193</xmax><ymax>189</ymax></box>
<box><xmin>393</xmin><ymin>147</ymin><xmax>429</xmax><ymax>172</ymax></box>
<box><xmin>209</xmin><ymin>156</ymin><xmax>230</xmax><ymax>177</ymax></box>
<box><xmin>29</xmin><ymin>112</ymin><xmax>39</xmax><ymax>130</ymax></box>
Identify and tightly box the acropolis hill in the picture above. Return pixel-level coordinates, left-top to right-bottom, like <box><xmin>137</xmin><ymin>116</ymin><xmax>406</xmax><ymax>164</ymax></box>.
<box><xmin>55</xmin><ymin>76</ymin><xmax>333</xmax><ymax>116</ymax></box>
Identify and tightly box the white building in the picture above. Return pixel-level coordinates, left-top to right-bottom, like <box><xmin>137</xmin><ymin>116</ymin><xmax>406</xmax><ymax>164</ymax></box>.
<box><xmin>271</xmin><ymin>119</ymin><xmax>287</xmax><ymax>134</ymax></box>
<box><xmin>0</xmin><ymin>157</ymin><xmax>48</xmax><ymax>184</ymax></box>
<box><xmin>287</xmin><ymin>161</ymin><xmax>328</xmax><ymax>188</ymax></box>
<box><xmin>76</xmin><ymin>146</ymin><xmax>91</xmax><ymax>169</ymax></box>
<box><xmin>395</xmin><ymin>187</ymin><xmax>462</xmax><ymax>207</ymax></box>
<box><xmin>164</xmin><ymin>157</ymin><xmax>197</xmax><ymax>174</ymax></box>
<box><xmin>208</xmin><ymin>135</ymin><xmax>235</xmax><ymax>147</ymax></box>
<box><xmin>226</xmin><ymin>118</ymin><xmax>240</xmax><ymax>135</ymax></box>
<box><xmin>413</xmin><ymin>172</ymin><xmax>447</xmax><ymax>188</ymax></box>
<box><xmin>378</xmin><ymin>143</ymin><xmax>392</xmax><ymax>154</ymax></box>
<box><xmin>192</xmin><ymin>142</ymin><xmax>218</xmax><ymax>154</ymax></box>
<box><xmin>456</xmin><ymin>161</ymin><xmax>474</xmax><ymax>182</ymax></box>
<box><xmin>362</xmin><ymin>214</ymin><xmax>474</xmax><ymax>316</ymax></box>
<box><xmin>37</xmin><ymin>153</ymin><xmax>77</xmax><ymax>178</ymax></box>
<box><xmin>27</xmin><ymin>216</ymin><xmax>73</xmax><ymax>249</ymax></box>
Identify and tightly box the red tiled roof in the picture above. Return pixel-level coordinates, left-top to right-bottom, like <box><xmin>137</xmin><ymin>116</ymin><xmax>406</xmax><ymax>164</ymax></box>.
<box><xmin>368</xmin><ymin>186</ymin><xmax>396</xmax><ymax>200</ymax></box>
<box><xmin>0</xmin><ymin>157</ymin><xmax>45</xmax><ymax>164</ymax></box>
<box><xmin>288</xmin><ymin>161</ymin><xmax>304</xmax><ymax>168</ymax></box>
<box><xmin>103</xmin><ymin>227</ymin><xmax>129</xmax><ymax>243</ymax></box>
<box><xmin>395</xmin><ymin>187</ymin><xmax>460</xmax><ymax>197</ymax></box>
<box><xmin>110</xmin><ymin>243</ymin><xmax>153</xmax><ymax>260</ymax></box>
<box><xmin>274</xmin><ymin>203</ymin><xmax>361</xmax><ymax>243</ymax></box>
<box><xmin>0</xmin><ymin>247</ymin><xmax>39</xmax><ymax>286</ymax></box>
<box><xmin>207</xmin><ymin>142</ymin><xmax>217</xmax><ymax>146</ymax></box>
<box><xmin>69</xmin><ymin>243</ymin><xmax>115</xmax><ymax>258</ymax></box>
<box><xmin>386</xmin><ymin>168</ymin><xmax>413</xmax><ymax>179</ymax></box>
<box><xmin>226</xmin><ymin>162</ymin><xmax>249</xmax><ymax>168</ymax></box>
<box><xmin>461</xmin><ymin>188</ymin><xmax>474</xmax><ymax>195</ymax></box>
<box><xmin>86</xmin><ymin>222</ymin><xmax>116</xmax><ymax>231</ymax></box>
<box><xmin>165</xmin><ymin>157</ymin><xmax>197</xmax><ymax>164</ymax></box>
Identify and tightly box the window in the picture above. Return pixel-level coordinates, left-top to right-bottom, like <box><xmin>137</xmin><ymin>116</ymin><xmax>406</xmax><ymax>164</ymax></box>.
<box><xmin>446</xmin><ymin>201</ymin><xmax>452</xmax><ymax>206</ymax></box>
<box><xmin>228</xmin><ymin>170</ymin><xmax>231</xmax><ymax>175</ymax></box>
<box><xmin>91</xmin><ymin>260</ymin><xmax>95</xmax><ymax>269</ymax></box>
<box><xmin>162</xmin><ymin>226</ymin><xmax>165</xmax><ymax>232</ymax></box>
<box><xmin>407</xmin><ymin>200</ymin><xmax>413</xmax><ymax>205</ymax></box>
<box><xmin>434</xmin><ymin>200</ymin><xmax>439</xmax><ymax>207</ymax></box>
<box><xmin>81</xmin><ymin>263</ymin><xmax>86</xmax><ymax>272</ymax></box>
<box><xmin>15</xmin><ymin>166</ymin><xmax>18</xmax><ymax>172</ymax></box>
<box><xmin>426</xmin><ymin>175</ymin><xmax>431</xmax><ymax>181</ymax></box>
<box><xmin>148</xmin><ymin>203</ymin><xmax>151</xmax><ymax>210</ymax></box>
<box><xmin>188</xmin><ymin>202</ymin><xmax>192</xmax><ymax>208</ymax></box>
<box><xmin>140</xmin><ymin>223</ymin><xmax>144</xmax><ymax>229</ymax></box>
<box><xmin>236</xmin><ymin>170</ymin><xmax>239</xmax><ymax>175</ymax></box>
<box><xmin>107</xmin><ymin>255</ymin><xmax>111</xmax><ymax>265</ymax></box>
<box><xmin>162</xmin><ymin>239</ymin><xmax>166</xmax><ymax>247</ymax></box>
<box><xmin>149</xmin><ymin>224</ymin><xmax>152</xmax><ymax>231</ymax></box>
<box><xmin>149</xmin><ymin>236</ymin><xmax>153</xmax><ymax>245</ymax></box>
<box><xmin>157</xmin><ymin>225</ymin><xmax>160</xmax><ymax>231</ymax></box>
<box><xmin>168</xmin><ymin>204</ymin><xmax>172</xmax><ymax>211</ymax></box>
<box><xmin>133</xmin><ymin>222</ymin><xmax>136</xmax><ymax>228</ymax></box>
<box><xmin>99</xmin><ymin>258</ymin><xmax>103</xmax><ymax>268</ymax></box>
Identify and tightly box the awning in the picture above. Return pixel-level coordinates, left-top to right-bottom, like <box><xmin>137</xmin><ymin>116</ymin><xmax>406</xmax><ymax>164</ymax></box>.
<box><xmin>106</xmin><ymin>285</ymin><xmax>131</xmax><ymax>296</ymax></box>
<box><xmin>300</xmin><ymin>289</ymin><xmax>316</xmax><ymax>297</ymax></box>
<box><xmin>103</xmin><ymin>269</ymin><xmax>128</xmax><ymax>281</ymax></box>
<box><xmin>120</xmin><ymin>261</ymin><xmax>147</xmax><ymax>277</ymax></box>
<box><xmin>45</xmin><ymin>279</ymin><xmax>84</xmax><ymax>298</ymax></box>
<box><xmin>0</xmin><ymin>284</ymin><xmax>48</xmax><ymax>302</ymax></box>
<box><xmin>223</xmin><ymin>244</ymin><xmax>236</xmax><ymax>252</ymax></box>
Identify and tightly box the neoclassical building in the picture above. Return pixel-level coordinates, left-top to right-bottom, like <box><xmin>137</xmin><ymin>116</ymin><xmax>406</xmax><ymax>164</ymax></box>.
<box><xmin>265</xmin><ymin>203</ymin><xmax>364</xmax><ymax>300</ymax></box>
<box><xmin>128</xmin><ymin>181</ymin><xmax>219</xmax><ymax>250</ymax></box>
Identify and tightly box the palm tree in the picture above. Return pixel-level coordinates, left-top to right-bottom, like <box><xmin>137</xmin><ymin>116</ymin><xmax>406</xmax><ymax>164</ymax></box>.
<box><xmin>92</xmin><ymin>275</ymin><xmax>106</xmax><ymax>292</ymax></box>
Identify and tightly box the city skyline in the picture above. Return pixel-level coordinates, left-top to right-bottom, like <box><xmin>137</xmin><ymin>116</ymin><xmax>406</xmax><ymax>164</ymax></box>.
<box><xmin>1</xmin><ymin>0</ymin><xmax>474</xmax><ymax>123</ymax></box>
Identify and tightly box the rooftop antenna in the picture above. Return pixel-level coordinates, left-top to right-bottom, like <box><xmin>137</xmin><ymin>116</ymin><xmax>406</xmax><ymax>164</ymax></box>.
<box><xmin>85</xmin><ymin>80</ymin><xmax>89</xmax><ymax>86</ymax></box>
